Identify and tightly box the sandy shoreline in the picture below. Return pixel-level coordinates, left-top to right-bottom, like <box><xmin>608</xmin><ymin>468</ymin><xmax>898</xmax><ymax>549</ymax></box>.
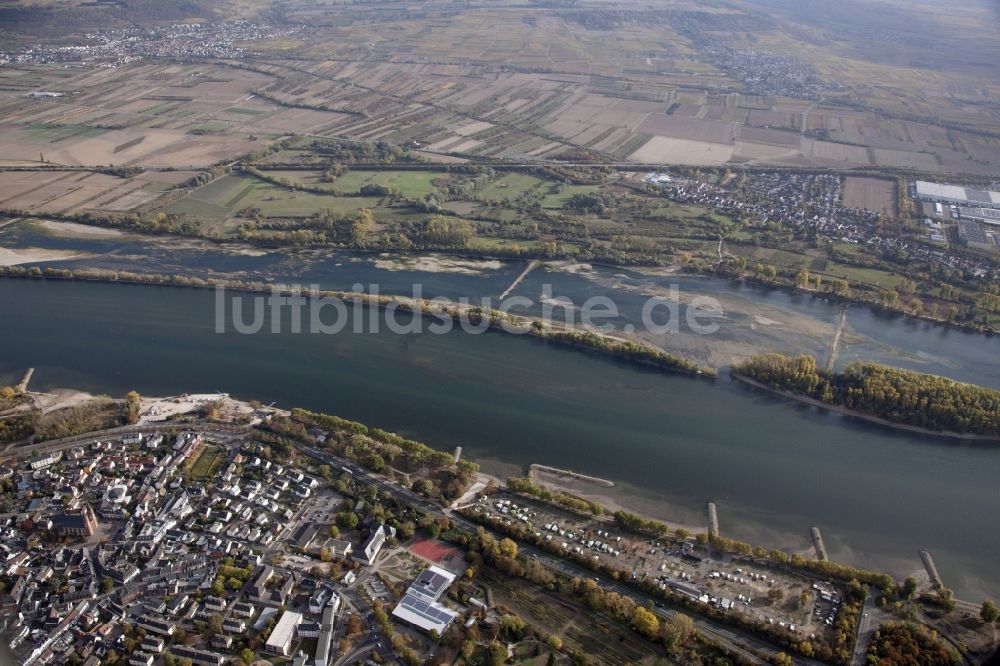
<box><xmin>137</xmin><ymin>392</ymin><xmax>289</xmax><ymax>424</ymax></box>
<box><xmin>531</xmin><ymin>467</ymin><xmax>709</xmax><ymax>536</ymax></box>
<box><xmin>373</xmin><ymin>254</ymin><xmax>505</xmax><ymax>275</ymax></box>
<box><xmin>12</xmin><ymin>385</ymin><xmax>288</xmax><ymax>426</ymax></box>
<box><xmin>0</xmin><ymin>246</ymin><xmax>92</xmax><ymax>267</ymax></box>
<box><xmin>37</xmin><ymin>220</ymin><xmax>124</xmax><ymax>238</ymax></box>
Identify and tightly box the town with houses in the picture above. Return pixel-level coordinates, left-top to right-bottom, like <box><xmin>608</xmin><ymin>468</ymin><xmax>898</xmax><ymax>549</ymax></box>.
<box><xmin>0</xmin><ymin>421</ymin><xmax>477</xmax><ymax>666</ymax></box>
<box><xmin>686</xmin><ymin>45</ymin><xmax>843</xmax><ymax>99</ymax></box>
<box><xmin>644</xmin><ymin>172</ymin><xmax>1000</xmax><ymax>279</ymax></box>
<box><xmin>0</xmin><ymin>392</ymin><xmax>928</xmax><ymax>666</ymax></box>
<box><xmin>0</xmin><ymin>361</ymin><xmax>920</xmax><ymax>666</ymax></box>
<box><xmin>1</xmin><ymin>22</ymin><xmax>300</xmax><ymax>68</ymax></box>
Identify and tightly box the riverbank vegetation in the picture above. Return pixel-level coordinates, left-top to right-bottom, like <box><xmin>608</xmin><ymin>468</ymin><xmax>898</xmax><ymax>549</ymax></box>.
<box><xmin>263</xmin><ymin>408</ymin><xmax>480</xmax><ymax>502</ymax></box>
<box><xmin>0</xmin><ymin>413</ymin><xmax>37</xmax><ymax>444</ymax></box>
<box><xmin>0</xmin><ymin>386</ymin><xmax>27</xmax><ymax>411</ymax></box>
<box><xmin>0</xmin><ymin>266</ymin><xmax>716</xmax><ymax>378</ymax></box>
<box><xmin>866</xmin><ymin>622</ymin><xmax>959</xmax><ymax>665</ymax></box>
<box><xmin>612</xmin><ymin>509</ymin><xmax>671</xmax><ymax>537</ymax></box>
<box><xmin>733</xmin><ymin>353</ymin><xmax>1000</xmax><ymax>438</ymax></box>
<box><xmin>455</xmin><ymin>525</ymin><xmax>754</xmax><ymax>666</ymax></box>
<box><xmin>0</xmin><ymin>392</ymin><xmax>140</xmax><ymax>444</ymax></box>
<box><xmin>33</xmin><ymin>399</ymin><xmax>121</xmax><ymax>441</ymax></box>
<box><xmin>459</xmin><ymin>506</ymin><xmax>846</xmax><ymax>663</ymax></box>
<box><xmin>5</xmin><ymin>141</ymin><xmax>998</xmax><ymax>333</ymax></box>
<box><xmin>506</xmin><ymin>477</ymin><xmax>604</xmax><ymax>516</ymax></box>
<box><xmin>544</xmin><ymin>330</ymin><xmax>712</xmax><ymax>377</ymax></box>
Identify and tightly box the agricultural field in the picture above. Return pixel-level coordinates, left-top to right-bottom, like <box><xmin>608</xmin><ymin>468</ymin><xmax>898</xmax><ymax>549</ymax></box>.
<box><xmin>727</xmin><ymin>241</ymin><xmax>910</xmax><ymax>291</ymax></box>
<box><xmin>0</xmin><ymin>62</ymin><xmax>342</xmax><ymax>169</ymax></box>
<box><xmin>0</xmin><ymin>122</ymin><xmax>259</xmax><ymax>169</ymax></box>
<box><xmin>2</xmin><ymin>1</ymin><xmax>999</xmax><ymax>175</ymax></box>
<box><xmin>217</xmin><ymin>9</ymin><xmax>998</xmax><ymax>173</ymax></box>
<box><xmin>328</xmin><ymin>170</ymin><xmax>443</xmax><ymax>198</ymax></box>
<box><xmin>258</xmin><ymin>169</ymin><xmax>453</xmax><ymax>199</ymax></box>
<box><xmin>0</xmin><ymin>169</ymin><xmax>173</xmax><ymax>215</ymax></box>
<box><xmin>478</xmin><ymin>174</ymin><xmax>551</xmax><ymax>203</ymax></box>
<box><xmin>823</xmin><ymin>261</ymin><xmax>909</xmax><ymax>291</ymax></box>
<box><xmin>0</xmin><ymin>156</ymin><xmax>940</xmax><ymax>301</ymax></box>
<box><xmin>162</xmin><ymin>174</ymin><xmax>384</xmax><ymax>221</ymax></box>
<box><xmin>539</xmin><ymin>185</ymin><xmax>602</xmax><ymax>209</ymax></box>
<box><xmin>0</xmin><ymin>0</ymin><xmax>995</xmax><ymax>334</ymax></box>
<box><xmin>0</xmin><ymin>3</ymin><xmax>998</xmax><ymax>665</ymax></box>
<box><xmin>842</xmin><ymin>177</ymin><xmax>898</xmax><ymax>217</ymax></box>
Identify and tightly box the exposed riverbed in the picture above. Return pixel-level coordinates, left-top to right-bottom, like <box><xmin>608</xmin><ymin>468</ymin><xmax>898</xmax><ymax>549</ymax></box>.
<box><xmin>3</xmin><ymin>218</ymin><xmax>998</xmax><ymax>387</ymax></box>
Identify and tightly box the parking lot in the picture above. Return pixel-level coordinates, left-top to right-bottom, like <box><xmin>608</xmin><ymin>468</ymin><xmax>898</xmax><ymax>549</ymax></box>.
<box><xmin>363</xmin><ymin>576</ymin><xmax>392</xmax><ymax>604</ymax></box>
<box><xmin>300</xmin><ymin>490</ymin><xmax>344</xmax><ymax>523</ymax></box>
<box><xmin>471</xmin><ymin>492</ymin><xmax>840</xmax><ymax>639</ymax></box>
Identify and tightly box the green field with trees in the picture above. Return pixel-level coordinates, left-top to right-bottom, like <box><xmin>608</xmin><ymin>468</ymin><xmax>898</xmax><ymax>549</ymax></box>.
<box><xmin>330</xmin><ymin>170</ymin><xmax>442</xmax><ymax>198</ymax></box>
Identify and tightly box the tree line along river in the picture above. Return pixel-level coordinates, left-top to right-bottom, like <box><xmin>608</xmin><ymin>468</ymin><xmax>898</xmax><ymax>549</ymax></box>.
<box><xmin>1</xmin><ymin>277</ymin><xmax>999</xmax><ymax>601</ymax></box>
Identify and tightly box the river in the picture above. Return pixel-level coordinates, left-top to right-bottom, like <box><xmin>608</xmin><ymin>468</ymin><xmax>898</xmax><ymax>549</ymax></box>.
<box><xmin>1</xmin><ymin>278</ymin><xmax>998</xmax><ymax>601</ymax></box>
<box><xmin>3</xmin><ymin>218</ymin><xmax>1000</xmax><ymax>386</ymax></box>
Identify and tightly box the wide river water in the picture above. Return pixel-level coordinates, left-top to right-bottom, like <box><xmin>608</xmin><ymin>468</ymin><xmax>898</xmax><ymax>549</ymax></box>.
<box><xmin>1</xmin><ymin>276</ymin><xmax>999</xmax><ymax>600</ymax></box>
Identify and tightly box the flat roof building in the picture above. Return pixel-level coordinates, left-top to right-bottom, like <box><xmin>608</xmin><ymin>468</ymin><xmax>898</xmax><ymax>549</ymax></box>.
<box><xmin>958</xmin><ymin>220</ymin><xmax>994</xmax><ymax>251</ymax></box>
<box><xmin>959</xmin><ymin>206</ymin><xmax>1000</xmax><ymax>226</ymax></box>
<box><xmin>392</xmin><ymin>594</ymin><xmax>459</xmax><ymax>636</ymax></box>
<box><xmin>405</xmin><ymin>566</ymin><xmax>457</xmax><ymax>604</ymax></box>
<box><xmin>391</xmin><ymin>566</ymin><xmax>459</xmax><ymax>635</ymax></box>
<box><xmin>314</xmin><ymin>602</ymin><xmax>337</xmax><ymax>666</ymax></box>
<box><xmin>265</xmin><ymin>610</ymin><xmax>302</xmax><ymax>656</ymax></box>
<box><xmin>913</xmin><ymin>180</ymin><xmax>1000</xmax><ymax>208</ymax></box>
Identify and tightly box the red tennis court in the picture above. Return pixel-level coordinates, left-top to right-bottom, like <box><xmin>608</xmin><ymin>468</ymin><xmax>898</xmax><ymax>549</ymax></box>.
<box><xmin>409</xmin><ymin>538</ymin><xmax>460</xmax><ymax>563</ymax></box>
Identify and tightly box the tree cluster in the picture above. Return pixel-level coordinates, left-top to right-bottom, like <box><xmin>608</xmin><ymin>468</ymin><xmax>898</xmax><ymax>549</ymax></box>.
<box><xmin>612</xmin><ymin>510</ymin><xmax>670</xmax><ymax>537</ymax></box>
<box><xmin>288</xmin><ymin>408</ymin><xmax>479</xmax><ymax>500</ymax></box>
<box><xmin>504</xmin><ymin>477</ymin><xmax>603</xmax><ymax>516</ymax></box>
<box><xmin>866</xmin><ymin>622</ymin><xmax>958</xmax><ymax>666</ymax></box>
<box><xmin>545</xmin><ymin>330</ymin><xmax>711</xmax><ymax>376</ymax></box>
<box><xmin>734</xmin><ymin>353</ymin><xmax>1000</xmax><ymax>437</ymax></box>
